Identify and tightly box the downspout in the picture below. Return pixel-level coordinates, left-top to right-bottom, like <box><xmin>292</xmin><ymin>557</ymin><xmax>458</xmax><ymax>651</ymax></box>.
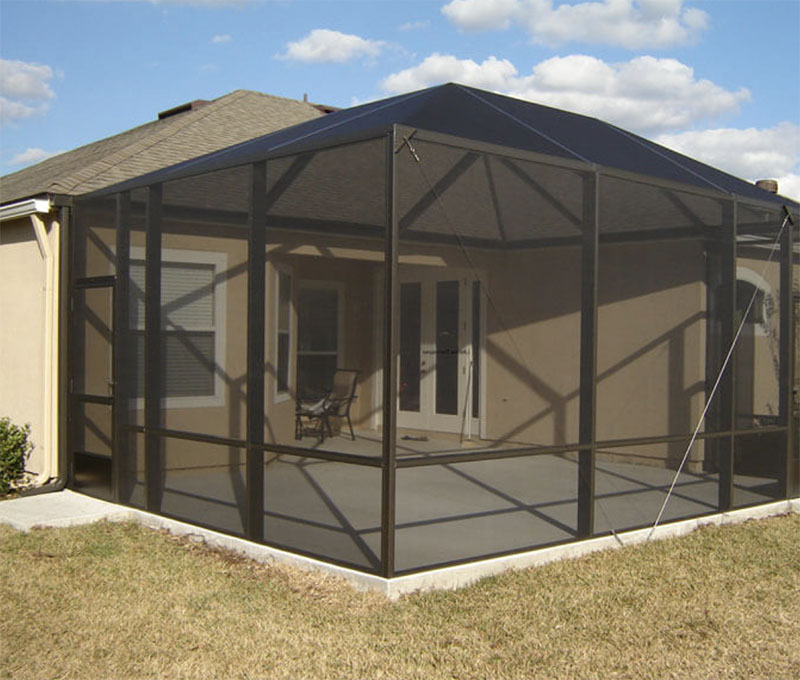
<box><xmin>29</xmin><ymin>213</ymin><xmax>60</xmax><ymax>487</ymax></box>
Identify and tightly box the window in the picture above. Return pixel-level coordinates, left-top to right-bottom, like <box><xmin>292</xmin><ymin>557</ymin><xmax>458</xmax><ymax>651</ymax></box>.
<box><xmin>736</xmin><ymin>280</ymin><xmax>765</xmax><ymax>325</ymax></box>
<box><xmin>296</xmin><ymin>282</ymin><xmax>342</xmax><ymax>400</ymax></box>
<box><xmin>129</xmin><ymin>248</ymin><xmax>227</xmax><ymax>407</ymax></box>
<box><xmin>735</xmin><ymin>267</ymin><xmax>772</xmax><ymax>336</ymax></box>
<box><xmin>274</xmin><ymin>267</ymin><xmax>292</xmax><ymax>400</ymax></box>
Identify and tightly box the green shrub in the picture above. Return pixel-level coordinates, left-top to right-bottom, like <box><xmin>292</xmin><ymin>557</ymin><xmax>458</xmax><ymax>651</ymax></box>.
<box><xmin>0</xmin><ymin>417</ymin><xmax>33</xmax><ymax>495</ymax></box>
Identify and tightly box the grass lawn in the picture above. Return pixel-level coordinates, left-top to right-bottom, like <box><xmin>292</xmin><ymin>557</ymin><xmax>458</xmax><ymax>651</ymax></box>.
<box><xmin>1</xmin><ymin>513</ymin><xmax>798</xmax><ymax>679</ymax></box>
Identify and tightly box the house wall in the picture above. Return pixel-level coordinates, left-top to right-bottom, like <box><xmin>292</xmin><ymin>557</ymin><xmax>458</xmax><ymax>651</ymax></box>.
<box><xmin>73</xmin><ymin>215</ymin><xmax>793</xmax><ymax>475</ymax></box>
<box><xmin>0</xmin><ymin>215</ymin><xmax>58</xmax><ymax>478</ymax></box>
<box><xmin>474</xmin><ymin>239</ymin><xmax>707</xmax><ymax>468</ymax></box>
<box><xmin>77</xmin><ymin>221</ymin><xmax>386</xmax><ymax>469</ymax></box>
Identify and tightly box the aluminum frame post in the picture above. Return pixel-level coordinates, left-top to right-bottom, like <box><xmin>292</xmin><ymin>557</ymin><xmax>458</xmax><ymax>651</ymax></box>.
<box><xmin>717</xmin><ymin>200</ymin><xmax>737</xmax><ymax>511</ymax></box>
<box><xmin>113</xmin><ymin>192</ymin><xmax>132</xmax><ymax>503</ymax></box>
<box><xmin>246</xmin><ymin>161</ymin><xmax>267</xmax><ymax>539</ymax></box>
<box><xmin>577</xmin><ymin>169</ymin><xmax>599</xmax><ymax>537</ymax></box>
<box><xmin>144</xmin><ymin>184</ymin><xmax>163</xmax><ymax>513</ymax></box>
<box><xmin>380</xmin><ymin>127</ymin><xmax>399</xmax><ymax>577</ymax></box>
<box><xmin>779</xmin><ymin>210</ymin><xmax>796</xmax><ymax>497</ymax></box>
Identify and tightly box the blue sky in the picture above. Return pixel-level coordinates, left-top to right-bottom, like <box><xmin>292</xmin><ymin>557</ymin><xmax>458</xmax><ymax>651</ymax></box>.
<box><xmin>1</xmin><ymin>0</ymin><xmax>799</xmax><ymax>198</ymax></box>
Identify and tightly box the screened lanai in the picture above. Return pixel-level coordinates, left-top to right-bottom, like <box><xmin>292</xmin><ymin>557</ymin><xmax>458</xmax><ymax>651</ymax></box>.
<box><xmin>69</xmin><ymin>83</ymin><xmax>799</xmax><ymax>576</ymax></box>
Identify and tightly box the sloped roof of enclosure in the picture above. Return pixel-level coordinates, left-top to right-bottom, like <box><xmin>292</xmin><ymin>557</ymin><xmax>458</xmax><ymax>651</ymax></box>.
<box><xmin>90</xmin><ymin>83</ymin><xmax>798</xmax><ymax>212</ymax></box>
<box><xmin>0</xmin><ymin>90</ymin><xmax>328</xmax><ymax>204</ymax></box>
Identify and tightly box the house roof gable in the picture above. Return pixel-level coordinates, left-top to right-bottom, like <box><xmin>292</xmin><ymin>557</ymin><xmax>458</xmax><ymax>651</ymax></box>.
<box><xmin>0</xmin><ymin>90</ymin><xmax>326</xmax><ymax>204</ymax></box>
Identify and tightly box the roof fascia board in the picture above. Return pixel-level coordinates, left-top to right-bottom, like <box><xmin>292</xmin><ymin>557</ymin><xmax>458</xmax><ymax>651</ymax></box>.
<box><xmin>0</xmin><ymin>196</ymin><xmax>52</xmax><ymax>222</ymax></box>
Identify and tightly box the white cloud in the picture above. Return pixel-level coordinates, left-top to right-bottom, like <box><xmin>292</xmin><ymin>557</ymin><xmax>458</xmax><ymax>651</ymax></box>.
<box><xmin>382</xmin><ymin>54</ymin><xmax>518</xmax><ymax>94</ymax></box>
<box><xmin>0</xmin><ymin>59</ymin><xmax>55</xmax><ymax>124</ymax></box>
<box><xmin>0</xmin><ymin>60</ymin><xmax>54</xmax><ymax>101</ymax></box>
<box><xmin>279</xmin><ymin>29</ymin><xmax>385</xmax><ymax>64</ymax></box>
<box><xmin>399</xmin><ymin>20</ymin><xmax>431</xmax><ymax>31</ymax></box>
<box><xmin>0</xmin><ymin>97</ymin><xmax>46</xmax><ymax>124</ymax></box>
<box><xmin>656</xmin><ymin>123</ymin><xmax>800</xmax><ymax>200</ymax></box>
<box><xmin>381</xmin><ymin>54</ymin><xmax>749</xmax><ymax>134</ymax></box>
<box><xmin>441</xmin><ymin>0</ymin><xmax>709</xmax><ymax>49</ymax></box>
<box><xmin>211</xmin><ymin>34</ymin><xmax>231</xmax><ymax>44</ymax></box>
<box><xmin>442</xmin><ymin>0</ymin><xmax>519</xmax><ymax>30</ymax></box>
<box><xmin>774</xmin><ymin>174</ymin><xmax>800</xmax><ymax>202</ymax></box>
<box><xmin>9</xmin><ymin>147</ymin><xmax>61</xmax><ymax>167</ymax></box>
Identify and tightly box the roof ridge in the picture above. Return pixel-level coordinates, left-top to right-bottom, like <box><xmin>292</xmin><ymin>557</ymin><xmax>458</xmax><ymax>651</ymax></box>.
<box><xmin>51</xmin><ymin>91</ymin><xmax>251</xmax><ymax>194</ymax></box>
<box><xmin>231</xmin><ymin>88</ymin><xmax>328</xmax><ymax>109</ymax></box>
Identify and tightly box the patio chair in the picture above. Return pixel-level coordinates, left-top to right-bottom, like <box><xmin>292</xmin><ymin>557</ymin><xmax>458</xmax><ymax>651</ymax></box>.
<box><xmin>295</xmin><ymin>369</ymin><xmax>359</xmax><ymax>442</ymax></box>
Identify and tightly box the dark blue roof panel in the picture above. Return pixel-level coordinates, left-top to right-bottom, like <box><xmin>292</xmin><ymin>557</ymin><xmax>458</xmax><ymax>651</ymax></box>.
<box><xmin>91</xmin><ymin>83</ymin><xmax>798</xmax><ymax>209</ymax></box>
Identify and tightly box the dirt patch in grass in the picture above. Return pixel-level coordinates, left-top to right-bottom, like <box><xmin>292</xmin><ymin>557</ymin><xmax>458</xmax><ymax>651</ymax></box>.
<box><xmin>1</xmin><ymin>515</ymin><xmax>798</xmax><ymax>679</ymax></box>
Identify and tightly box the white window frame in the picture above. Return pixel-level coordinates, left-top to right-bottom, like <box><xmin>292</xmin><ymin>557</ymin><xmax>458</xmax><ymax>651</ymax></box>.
<box><xmin>129</xmin><ymin>246</ymin><xmax>227</xmax><ymax>409</ymax></box>
<box><xmin>271</xmin><ymin>263</ymin><xmax>293</xmax><ymax>403</ymax></box>
<box><xmin>736</xmin><ymin>266</ymin><xmax>772</xmax><ymax>338</ymax></box>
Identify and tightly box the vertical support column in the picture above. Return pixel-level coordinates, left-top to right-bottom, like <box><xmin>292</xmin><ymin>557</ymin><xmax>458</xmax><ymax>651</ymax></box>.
<box><xmin>779</xmin><ymin>210</ymin><xmax>796</xmax><ymax>497</ymax></box>
<box><xmin>113</xmin><ymin>192</ymin><xmax>131</xmax><ymax>503</ymax></box>
<box><xmin>577</xmin><ymin>170</ymin><xmax>599</xmax><ymax>538</ymax></box>
<box><xmin>381</xmin><ymin>128</ymin><xmax>399</xmax><ymax>577</ymax></box>
<box><xmin>59</xmin><ymin>205</ymin><xmax>71</xmax><ymax>488</ymax></box>
<box><xmin>145</xmin><ymin>184</ymin><xmax>163</xmax><ymax>513</ymax></box>
<box><xmin>717</xmin><ymin>200</ymin><xmax>737</xmax><ymax>511</ymax></box>
<box><xmin>246</xmin><ymin>161</ymin><xmax>267</xmax><ymax>539</ymax></box>
<box><xmin>68</xmin><ymin>206</ymin><xmax>87</xmax><ymax>481</ymax></box>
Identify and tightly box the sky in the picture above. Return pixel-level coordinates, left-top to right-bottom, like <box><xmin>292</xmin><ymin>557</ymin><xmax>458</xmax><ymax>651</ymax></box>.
<box><xmin>1</xmin><ymin>0</ymin><xmax>799</xmax><ymax>199</ymax></box>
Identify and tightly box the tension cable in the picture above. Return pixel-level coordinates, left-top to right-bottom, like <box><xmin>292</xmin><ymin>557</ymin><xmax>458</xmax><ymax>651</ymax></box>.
<box><xmin>648</xmin><ymin>208</ymin><xmax>792</xmax><ymax>539</ymax></box>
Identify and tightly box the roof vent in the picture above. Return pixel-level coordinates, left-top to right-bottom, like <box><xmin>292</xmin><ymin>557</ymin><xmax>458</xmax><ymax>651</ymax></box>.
<box><xmin>158</xmin><ymin>99</ymin><xmax>210</xmax><ymax>120</ymax></box>
<box><xmin>755</xmin><ymin>179</ymin><xmax>778</xmax><ymax>194</ymax></box>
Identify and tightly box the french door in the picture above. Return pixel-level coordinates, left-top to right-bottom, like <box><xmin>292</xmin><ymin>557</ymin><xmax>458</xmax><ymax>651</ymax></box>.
<box><xmin>398</xmin><ymin>268</ymin><xmax>482</xmax><ymax>435</ymax></box>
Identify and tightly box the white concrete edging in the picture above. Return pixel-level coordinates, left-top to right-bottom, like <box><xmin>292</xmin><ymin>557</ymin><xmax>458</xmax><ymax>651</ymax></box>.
<box><xmin>119</xmin><ymin>497</ymin><xmax>800</xmax><ymax>599</ymax></box>
<box><xmin>3</xmin><ymin>491</ymin><xmax>797</xmax><ymax>600</ymax></box>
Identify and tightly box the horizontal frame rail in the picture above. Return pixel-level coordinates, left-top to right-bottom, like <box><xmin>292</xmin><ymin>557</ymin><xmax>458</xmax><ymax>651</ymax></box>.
<box><xmin>122</xmin><ymin>424</ymin><xmax>789</xmax><ymax>469</ymax></box>
<box><xmin>70</xmin><ymin>393</ymin><xmax>114</xmax><ymax>406</ymax></box>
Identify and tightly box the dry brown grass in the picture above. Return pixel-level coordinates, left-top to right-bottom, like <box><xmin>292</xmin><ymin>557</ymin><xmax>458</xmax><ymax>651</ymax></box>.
<box><xmin>1</xmin><ymin>514</ymin><xmax>798</xmax><ymax>679</ymax></box>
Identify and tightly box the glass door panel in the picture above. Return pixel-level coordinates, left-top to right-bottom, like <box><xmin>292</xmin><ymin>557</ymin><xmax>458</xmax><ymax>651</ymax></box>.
<box><xmin>397</xmin><ymin>269</ymin><xmax>481</xmax><ymax>435</ymax></box>
<box><xmin>435</xmin><ymin>280</ymin><xmax>459</xmax><ymax>416</ymax></box>
<box><xmin>400</xmin><ymin>282</ymin><xmax>422</xmax><ymax>413</ymax></box>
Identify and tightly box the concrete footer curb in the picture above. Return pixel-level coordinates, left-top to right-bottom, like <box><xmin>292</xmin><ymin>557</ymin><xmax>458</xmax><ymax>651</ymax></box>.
<box><xmin>2</xmin><ymin>490</ymin><xmax>798</xmax><ymax>599</ymax></box>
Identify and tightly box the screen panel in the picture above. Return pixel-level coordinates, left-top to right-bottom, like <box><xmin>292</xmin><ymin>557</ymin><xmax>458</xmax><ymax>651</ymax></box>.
<box><xmin>395</xmin><ymin>454</ymin><xmax>579</xmax><ymax>572</ymax></box>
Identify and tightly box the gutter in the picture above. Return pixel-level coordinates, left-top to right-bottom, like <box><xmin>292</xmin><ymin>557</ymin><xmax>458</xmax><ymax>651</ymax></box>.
<box><xmin>0</xmin><ymin>197</ymin><xmax>51</xmax><ymax>222</ymax></box>
<box><xmin>0</xmin><ymin>196</ymin><xmax>66</xmax><ymax>492</ymax></box>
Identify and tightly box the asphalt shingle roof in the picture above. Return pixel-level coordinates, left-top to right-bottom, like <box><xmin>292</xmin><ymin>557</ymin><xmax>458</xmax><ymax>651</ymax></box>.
<box><xmin>0</xmin><ymin>90</ymin><xmax>326</xmax><ymax>204</ymax></box>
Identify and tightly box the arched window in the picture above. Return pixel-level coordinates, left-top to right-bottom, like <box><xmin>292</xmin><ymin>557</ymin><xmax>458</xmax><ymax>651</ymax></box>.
<box><xmin>736</xmin><ymin>279</ymin><xmax>765</xmax><ymax>325</ymax></box>
<box><xmin>735</xmin><ymin>267</ymin><xmax>772</xmax><ymax>335</ymax></box>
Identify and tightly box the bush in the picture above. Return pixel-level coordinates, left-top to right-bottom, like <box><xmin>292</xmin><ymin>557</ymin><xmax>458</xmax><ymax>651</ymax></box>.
<box><xmin>0</xmin><ymin>417</ymin><xmax>33</xmax><ymax>495</ymax></box>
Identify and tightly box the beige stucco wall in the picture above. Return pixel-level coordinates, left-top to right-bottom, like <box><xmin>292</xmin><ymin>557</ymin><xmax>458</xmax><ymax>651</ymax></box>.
<box><xmin>0</xmin><ymin>215</ymin><xmax>59</xmax><ymax>477</ymax></box>
<box><xmin>75</xmin><ymin>214</ymin><xmax>795</xmax><ymax>475</ymax></box>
